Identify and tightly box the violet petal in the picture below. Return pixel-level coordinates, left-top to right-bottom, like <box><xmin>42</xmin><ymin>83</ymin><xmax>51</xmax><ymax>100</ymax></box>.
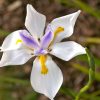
<box><xmin>20</xmin><ymin>30</ymin><xmax>40</xmax><ymax>49</ymax></box>
<box><xmin>40</xmin><ymin>25</ymin><xmax>54</xmax><ymax>49</ymax></box>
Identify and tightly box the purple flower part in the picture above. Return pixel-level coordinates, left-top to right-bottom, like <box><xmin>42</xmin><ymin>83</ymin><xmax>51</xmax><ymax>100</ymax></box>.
<box><xmin>40</xmin><ymin>25</ymin><xmax>54</xmax><ymax>49</ymax></box>
<box><xmin>34</xmin><ymin>48</ymin><xmax>48</xmax><ymax>56</ymax></box>
<box><xmin>20</xmin><ymin>30</ymin><xmax>40</xmax><ymax>49</ymax></box>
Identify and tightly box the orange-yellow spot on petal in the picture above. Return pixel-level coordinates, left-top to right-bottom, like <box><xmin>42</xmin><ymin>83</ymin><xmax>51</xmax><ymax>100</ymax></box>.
<box><xmin>54</xmin><ymin>27</ymin><xmax>64</xmax><ymax>38</ymax></box>
<box><xmin>16</xmin><ymin>39</ymin><xmax>22</xmax><ymax>44</ymax></box>
<box><xmin>39</xmin><ymin>55</ymin><xmax>48</xmax><ymax>75</ymax></box>
<box><xmin>49</xmin><ymin>27</ymin><xmax>64</xmax><ymax>46</ymax></box>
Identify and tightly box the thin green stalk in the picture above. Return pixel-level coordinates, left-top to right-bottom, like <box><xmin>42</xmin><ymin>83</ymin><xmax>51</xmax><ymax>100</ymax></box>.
<box><xmin>60</xmin><ymin>87</ymin><xmax>100</xmax><ymax>100</ymax></box>
<box><xmin>75</xmin><ymin>48</ymin><xmax>95</xmax><ymax>100</ymax></box>
<box><xmin>76</xmin><ymin>55</ymin><xmax>100</xmax><ymax>67</ymax></box>
<box><xmin>83</xmin><ymin>37</ymin><xmax>100</xmax><ymax>44</ymax></box>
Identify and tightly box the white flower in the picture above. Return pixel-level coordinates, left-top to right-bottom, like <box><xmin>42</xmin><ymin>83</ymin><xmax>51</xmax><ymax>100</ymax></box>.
<box><xmin>0</xmin><ymin>4</ymin><xmax>86</xmax><ymax>100</ymax></box>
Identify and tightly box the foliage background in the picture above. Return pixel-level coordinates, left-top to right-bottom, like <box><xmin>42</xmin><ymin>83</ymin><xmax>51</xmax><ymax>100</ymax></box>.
<box><xmin>0</xmin><ymin>0</ymin><xmax>100</xmax><ymax>100</ymax></box>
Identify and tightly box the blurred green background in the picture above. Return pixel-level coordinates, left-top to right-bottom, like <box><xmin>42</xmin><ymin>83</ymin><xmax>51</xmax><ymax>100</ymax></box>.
<box><xmin>0</xmin><ymin>0</ymin><xmax>100</xmax><ymax>100</ymax></box>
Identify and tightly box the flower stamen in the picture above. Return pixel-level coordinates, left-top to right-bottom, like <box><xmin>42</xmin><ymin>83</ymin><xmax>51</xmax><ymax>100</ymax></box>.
<box><xmin>39</xmin><ymin>55</ymin><xmax>48</xmax><ymax>75</ymax></box>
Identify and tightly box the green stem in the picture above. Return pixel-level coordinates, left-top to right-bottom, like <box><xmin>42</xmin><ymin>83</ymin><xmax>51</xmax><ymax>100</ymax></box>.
<box><xmin>84</xmin><ymin>37</ymin><xmax>100</xmax><ymax>44</ymax></box>
<box><xmin>75</xmin><ymin>48</ymin><xmax>95</xmax><ymax>100</ymax></box>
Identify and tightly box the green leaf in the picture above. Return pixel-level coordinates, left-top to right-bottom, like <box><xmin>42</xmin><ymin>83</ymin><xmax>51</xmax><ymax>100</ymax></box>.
<box><xmin>22</xmin><ymin>92</ymin><xmax>38</xmax><ymax>100</ymax></box>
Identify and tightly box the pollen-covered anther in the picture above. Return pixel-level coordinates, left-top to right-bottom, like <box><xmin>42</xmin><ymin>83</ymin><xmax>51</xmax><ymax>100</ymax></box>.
<box><xmin>39</xmin><ymin>55</ymin><xmax>48</xmax><ymax>75</ymax></box>
<box><xmin>16</xmin><ymin>39</ymin><xmax>22</xmax><ymax>44</ymax></box>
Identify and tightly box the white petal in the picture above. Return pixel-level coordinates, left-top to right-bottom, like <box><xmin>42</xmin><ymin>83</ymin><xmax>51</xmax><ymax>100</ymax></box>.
<box><xmin>50</xmin><ymin>10</ymin><xmax>81</xmax><ymax>43</ymax></box>
<box><xmin>0</xmin><ymin>49</ymin><xmax>33</xmax><ymax>67</ymax></box>
<box><xmin>1</xmin><ymin>30</ymin><xmax>27</xmax><ymax>51</ymax></box>
<box><xmin>25</xmin><ymin>4</ymin><xmax>46</xmax><ymax>38</ymax></box>
<box><xmin>50</xmin><ymin>41</ymin><xmax>86</xmax><ymax>61</ymax></box>
<box><xmin>31</xmin><ymin>56</ymin><xmax>63</xmax><ymax>99</ymax></box>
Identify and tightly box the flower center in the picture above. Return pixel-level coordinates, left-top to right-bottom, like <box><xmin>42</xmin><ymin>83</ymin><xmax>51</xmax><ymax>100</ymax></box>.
<box><xmin>39</xmin><ymin>55</ymin><xmax>48</xmax><ymax>75</ymax></box>
<box><xmin>34</xmin><ymin>48</ymin><xmax>48</xmax><ymax>56</ymax></box>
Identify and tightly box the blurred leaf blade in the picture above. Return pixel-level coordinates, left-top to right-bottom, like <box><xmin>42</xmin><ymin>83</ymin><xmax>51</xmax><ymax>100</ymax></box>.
<box><xmin>58</xmin><ymin>0</ymin><xmax>100</xmax><ymax>19</ymax></box>
<box><xmin>0</xmin><ymin>29</ymin><xmax>10</xmax><ymax>37</ymax></box>
<box><xmin>71</xmin><ymin>62</ymin><xmax>100</xmax><ymax>81</ymax></box>
<box><xmin>22</xmin><ymin>92</ymin><xmax>38</xmax><ymax>100</ymax></box>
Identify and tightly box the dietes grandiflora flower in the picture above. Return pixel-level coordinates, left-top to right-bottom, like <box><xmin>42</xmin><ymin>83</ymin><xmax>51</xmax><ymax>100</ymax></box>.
<box><xmin>0</xmin><ymin>4</ymin><xmax>86</xmax><ymax>100</ymax></box>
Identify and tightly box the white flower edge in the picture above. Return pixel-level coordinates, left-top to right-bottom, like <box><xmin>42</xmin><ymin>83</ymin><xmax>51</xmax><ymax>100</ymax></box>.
<box><xmin>50</xmin><ymin>10</ymin><xmax>81</xmax><ymax>43</ymax></box>
<box><xmin>25</xmin><ymin>4</ymin><xmax>46</xmax><ymax>39</ymax></box>
<box><xmin>50</xmin><ymin>41</ymin><xmax>86</xmax><ymax>61</ymax></box>
<box><xmin>0</xmin><ymin>49</ymin><xmax>33</xmax><ymax>67</ymax></box>
<box><xmin>30</xmin><ymin>56</ymin><xmax>63</xmax><ymax>100</ymax></box>
<box><xmin>0</xmin><ymin>30</ymin><xmax>26</xmax><ymax>51</ymax></box>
